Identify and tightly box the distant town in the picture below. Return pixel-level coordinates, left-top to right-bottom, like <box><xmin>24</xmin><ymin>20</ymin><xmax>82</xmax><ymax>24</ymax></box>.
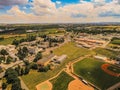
<box><xmin>0</xmin><ymin>23</ymin><xmax>120</xmax><ymax>90</ymax></box>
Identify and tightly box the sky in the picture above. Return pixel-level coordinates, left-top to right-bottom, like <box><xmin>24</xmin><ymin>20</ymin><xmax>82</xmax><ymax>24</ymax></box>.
<box><xmin>0</xmin><ymin>0</ymin><xmax>120</xmax><ymax>23</ymax></box>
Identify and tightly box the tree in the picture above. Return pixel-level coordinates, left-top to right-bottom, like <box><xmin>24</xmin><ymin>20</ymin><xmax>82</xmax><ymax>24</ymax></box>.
<box><xmin>2</xmin><ymin>83</ymin><xmax>7</xmax><ymax>90</ymax></box>
<box><xmin>23</xmin><ymin>60</ymin><xmax>29</xmax><ymax>66</ymax></box>
<box><xmin>30</xmin><ymin>62</ymin><xmax>38</xmax><ymax>70</ymax></box>
<box><xmin>5</xmin><ymin>68</ymin><xmax>18</xmax><ymax>84</ymax></box>
<box><xmin>24</xmin><ymin>66</ymin><xmax>30</xmax><ymax>75</ymax></box>
<box><xmin>33</xmin><ymin>52</ymin><xmax>42</xmax><ymax>62</ymax></box>
<box><xmin>49</xmin><ymin>39</ymin><xmax>52</xmax><ymax>47</ymax></box>
<box><xmin>17</xmin><ymin>47</ymin><xmax>28</xmax><ymax>60</ymax></box>
<box><xmin>0</xmin><ymin>49</ymin><xmax>8</xmax><ymax>56</ymax></box>
<box><xmin>15</xmin><ymin>65</ymin><xmax>21</xmax><ymax>76</ymax></box>
<box><xmin>12</xmin><ymin>39</ymin><xmax>19</xmax><ymax>46</ymax></box>
<box><xmin>6</xmin><ymin>56</ymin><xmax>13</xmax><ymax>64</ymax></box>
<box><xmin>20</xmin><ymin>68</ymin><xmax>24</xmax><ymax>76</ymax></box>
<box><xmin>50</xmin><ymin>50</ymin><xmax>53</xmax><ymax>54</ymax></box>
<box><xmin>5</xmin><ymin>68</ymin><xmax>22</xmax><ymax>90</ymax></box>
<box><xmin>11</xmin><ymin>80</ymin><xmax>22</xmax><ymax>90</ymax></box>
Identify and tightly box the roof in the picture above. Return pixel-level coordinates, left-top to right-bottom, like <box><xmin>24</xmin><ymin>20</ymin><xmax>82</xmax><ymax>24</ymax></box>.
<box><xmin>37</xmin><ymin>54</ymin><xmax>54</xmax><ymax>64</ymax></box>
<box><xmin>57</xmin><ymin>55</ymin><xmax>67</xmax><ymax>62</ymax></box>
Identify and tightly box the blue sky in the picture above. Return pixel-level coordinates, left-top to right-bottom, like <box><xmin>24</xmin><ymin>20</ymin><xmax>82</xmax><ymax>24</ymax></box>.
<box><xmin>0</xmin><ymin>0</ymin><xmax>120</xmax><ymax>23</ymax></box>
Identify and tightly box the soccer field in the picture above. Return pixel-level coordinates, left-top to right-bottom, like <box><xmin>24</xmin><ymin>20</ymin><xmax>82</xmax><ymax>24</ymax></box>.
<box><xmin>73</xmin><ymin>58</ymin><xmax>120</xmax><ymax>90</ymax></box>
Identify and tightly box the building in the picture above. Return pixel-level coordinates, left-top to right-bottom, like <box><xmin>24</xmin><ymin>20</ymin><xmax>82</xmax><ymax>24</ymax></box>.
<box><xmin>37</xmin><ymin>54</ymin><xmax>55</xmax><ymax>66</ymax></box>
<box><xmin>94</xmin><ymin>56</ymin><xmax>107</xmax><ymax>61</ymax></box>
<box><xmin>51</xmin><ymin>55</ymin><xmax>67</xmax><ymax>64</ymax></box>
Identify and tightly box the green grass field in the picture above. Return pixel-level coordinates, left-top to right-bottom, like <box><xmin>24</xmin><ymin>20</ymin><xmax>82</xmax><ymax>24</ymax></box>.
<box><xmin>110</xmin><ymin>37</ymin><xmax>120</xmax><ymax>45</ymax></box>
<box><xmin>50</xmin><ymin>71</ymin><xmax>74</xmax><ymax>90</ymax></box>
<box><xmin>0</xmin><ymin>36</ymin><xmax>26</xmax><ymax>45</ymax></box>
<box><xmin>94</xmin><ymin>47</ymin><xmax>119</xmax><ymax>58</ymax></box>
<box><xmin>74</xmin><ymin>58</ymin><xmax>120</xmax><ymax>90</ymax></box>
<box><xmin>39</xmin><ymin>83</ymin><xmax>50</xmax><ymax>90</ymax></box>
<box><xmin>21</xmin><ymin>42</ymin><xmax>93</xmax><ymax>90</ymax></box>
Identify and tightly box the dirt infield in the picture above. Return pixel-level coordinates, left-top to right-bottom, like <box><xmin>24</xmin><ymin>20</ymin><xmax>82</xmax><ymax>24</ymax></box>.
<box><xmin>36</xmin><ymin>81</ymin><xmax>52</xmax><ymax>90</ymax></box>
<box><xmin>68</xmin><ymin>80</ymin><xmax>94</xmax><ymax>90</ymax></box>
<box><xmin>101</xmin><ymin>64</ymin><xmax>120</xmax><ymax>77</ymax></box>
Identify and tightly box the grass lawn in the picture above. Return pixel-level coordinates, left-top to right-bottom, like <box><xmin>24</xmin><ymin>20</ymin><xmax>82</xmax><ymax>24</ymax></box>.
<box><xmin>0</xmin><ymin>36</ymin><xmax>26</xmax><ymax>45</ymax></box>
<box><xmin>53</xmin><ymin>42</ymin><xmax>95</xmax><ymax>59</ymax></box>
<box><xmin>39</xmin><ymin>83</ymin><xmax>50</xmax><ymax>90</ymax></box>
<box><xmin>74</xmin><ymin>58</ymin><xmax>120</xmax><ymax>90</ymax></box>
<box><xmin>50</xmin><ymin>71</ymin><xmax>74</xmax><ymax>90</ymax></box>
<box><xmin>110</xmin><ymin>38</ymin><xmax>120</xmax><ymax>45</ymax></box>
<box><xmin>21</xmin><ymin>42</ymin><xmax>93</xmax><ymax>90</ymax></box>
<box><xmin>94</xmin><ymin>47</ymin><xmax>119</xmax><ymax>58</ymax></box>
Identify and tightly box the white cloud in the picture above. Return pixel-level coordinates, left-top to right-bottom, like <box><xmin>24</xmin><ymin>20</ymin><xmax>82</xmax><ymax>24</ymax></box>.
<box><xmin>31</xmin><ymin>0</ymin><xmax>56</xmax><ymax>16</ymax></box>
<box><xmin>1</xmin><ymin>0</ymin><xmax>120</xmax><ymax>23</ymax></box>
<box><xmin>56</xmin><ymin>1</ymin><xmax>61</xmax><ymax>5</ymax></box>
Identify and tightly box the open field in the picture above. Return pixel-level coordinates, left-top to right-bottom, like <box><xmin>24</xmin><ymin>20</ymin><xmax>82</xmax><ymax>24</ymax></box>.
<box><xmin>0</xmin><ymin>34</ymin><xmax>26</xmax><ymax>39</ymax></box>
<box><xmin>21</xmin><ymin>42</ymin><xmax>93</xmax><ymax>90</ymax></box>
<box><xmin>53</xmin><ymin>42</ymin><xmax>95</xmax><ymax>58</ymax></box>
<box><xmin>50</xmin><ymin>71</ymin><xmax>74</xmax><ymax>90</ymax></box>
<box><xmin>0</xmin><ymin>36</ymin><xmax>26</xmax><ymax>45</ymax></box>
<box><xmin>94</xmin><ymin>47</ymin><xmax>119</xmax><ymax>58</ymax></box>
<box><xmin>111</xmin><ymin>38</ymin><xmax>120</xmax><ymax>45</ymax></box>
<box><xmin>73</xmin><ymin>58</ymin><xmax>120</xmax><ymax>89</ymax></box>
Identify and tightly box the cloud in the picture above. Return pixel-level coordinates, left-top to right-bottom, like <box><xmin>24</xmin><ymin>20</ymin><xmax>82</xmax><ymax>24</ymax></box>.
<box><xmin>99</xmin><ymin>11</ymin><xmax>120</xmax><ymax>17</ymax></box>
<box><xmin>0</xmin><ymin>0</ymin><xmax>28</xmax><ymax>8</ymax></box>
<box><xmin>7</xmin><ymin>6</ymin><xmax>26</xmax><ymax>15</ymax></box>
<box><xmin>56</xmin><ymin>1</ymin><xmax>61</xmax><ymax>5</ymax></box>
<box><xmin>71</xmin><ymin>13</ymin><xmax>87</xmax><ymax>18</ymax></box>
<box><xmin>31</xmin><ymin>0</ymin><xmax>56</xmax><ymax>16</ymax></box>
<box><xmin>1</xmin><ymin>0</ymin><xmax>120</xmax><ymax>23</ymax></box>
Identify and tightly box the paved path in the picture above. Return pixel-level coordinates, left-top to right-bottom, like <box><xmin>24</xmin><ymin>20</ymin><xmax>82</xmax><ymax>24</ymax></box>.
<box><xmin>19</xmin><ymin>77</ymin><xmax>29</xmax><ymax>90</ymax></box>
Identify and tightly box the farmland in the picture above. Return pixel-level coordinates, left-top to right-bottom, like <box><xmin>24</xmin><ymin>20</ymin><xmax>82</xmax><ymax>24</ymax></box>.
<box><xmin>73</xmin><ymin>58</ymin><xmax>120</xmax><ymax>89</ymax></box>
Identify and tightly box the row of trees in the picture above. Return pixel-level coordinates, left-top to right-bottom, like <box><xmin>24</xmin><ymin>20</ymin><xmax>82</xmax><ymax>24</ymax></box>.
<box><xmin>0</xmin><ymin>49</ymin><xmax>14</xmax><ymax>64</ymax></box>
<box><xmin>12</xmin><ymin>35</ymin><xmax>36</xmax><ymax>46</ymax></box>
<box><xmin>17</xmin><ymin>47</ymin><xmax>28</xmax><ymax>60</ymax></box>
<box><xmin>67</xmin><ymin>27</ymin><xmax>120</xmax><ymax>35</ymax></box>
<box><xmin>3</xmin><ymin>68</ymin><xmax>22</xmax><ymax>90</ymax></box>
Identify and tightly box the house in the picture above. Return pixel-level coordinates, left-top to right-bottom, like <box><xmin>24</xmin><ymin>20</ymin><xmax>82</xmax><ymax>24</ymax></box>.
<box><xmin>37</xmin><ymin>54</ymin><xmax>55</xmax><ymax>66</ymax></box>
<box><xmin>28</xmin><ymin>47</ymin><xmax>36</xmax><ymax>54</ymax></box>
<box><xmin>94</xmin><ymin>56</ymin><xmax>107</xmax><ymax>61</ymax></box>
<box><xmin>51</xmin><ymin>55</ymin><xmax>67</xmax><ymax>64</ymax></box>
<box><xmin>26</xmin><ymin>30</ymin><xmax>38</xmax><ymax>33</ymax></box>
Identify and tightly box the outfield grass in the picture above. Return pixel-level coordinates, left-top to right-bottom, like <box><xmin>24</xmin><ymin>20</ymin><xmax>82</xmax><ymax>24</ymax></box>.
<box><xmin>74</xmin><ymin>58</ymin><xmax>120</xmax><ymax>90</ymax></box>
<box><xmin>21</xmin><ymin>42</ymin><xmax>93</xmax><ymax>90</ymax></box>
<box><xmin>0</xmin><ymin>36</ymin><xmax>26</xmax><ymax>45</ymax></box>
<box><xmin>50</xmin><ymin>71</ymin><xmax>74</xmax><ymax>90</ymax></box>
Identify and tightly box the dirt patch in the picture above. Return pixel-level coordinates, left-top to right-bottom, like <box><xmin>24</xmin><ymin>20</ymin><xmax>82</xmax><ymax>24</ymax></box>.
<box><xmin>101</xmin><ymin>64</ymin><xmax>120</xmax><ymax>77</ymax></box>
<box><xmin>68</xmin><ymin>80</ymin><xmax>94</xmax><ymax>90</ymax></box>
<box><xmin>36</xmin><ymin>81</ymin><xmax>52</xmax><ymax>90</ymax></box>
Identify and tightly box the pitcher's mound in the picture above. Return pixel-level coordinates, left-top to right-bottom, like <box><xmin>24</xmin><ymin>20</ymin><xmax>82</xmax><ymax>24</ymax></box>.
<box><xmin>68</xmin><ymin>80</ymin><xmax>94</xmax><ymax>90</ymax></box>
